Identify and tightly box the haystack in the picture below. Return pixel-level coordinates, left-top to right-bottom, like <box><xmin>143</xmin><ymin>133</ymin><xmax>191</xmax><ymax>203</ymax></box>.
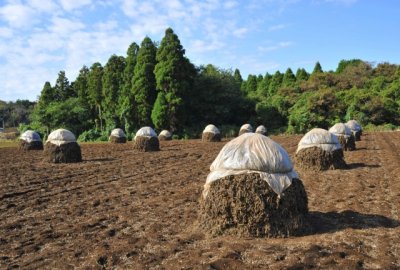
<box><xmin>199</xmin><ymin>133</ymin><xmax>309</xmax><ymax>237</ymax></box>
<box><xmin>158</xmin><ymin>130</ymin><xmax>172</xmax><ymax>141</ymax></box>
<box><xmin>19</xmin><ymin>130</ymin><xmax>43</xmax><ymax>150</ymax></box>
<box><xmin>133</xmin><ymin>127</ymin><xmax>159</xmax><ymax>152</ymax></box>
<box><xmin>238</xmin><ymin>123</ymin><xmax>253</xmax><ymax>136</ymax></box>
<box><xmin>255</xmin><ymin>125</ymin><xmax>268</xmax><ymax>136</ymax></box>
<box><xmin>109</xmin><ymin>128</ymin><xmax>127</xmax><ymax>143</ymax></box>
<box><xmin>346</xmin><ymin>120</ymin><xmax>362</xmax><ymax>141</ymax></box>
<box><xmin>202</xmin><ymin>124</ymin><xmax>221</xmax><ymax>142</ymax></box>
<box><xmin>329</xmin><ymin>123</ymin><xmax>356</xmax><ymax>151</ymax></box>
<box><xmin>295</xmin><ymin>128</ymin><xmax>347</xmax><ymax>171</ymax></box>
<box><xmin>43</xmin><ymin>129</ymin><xmax>82</xmax><ymax>163</ymax></box>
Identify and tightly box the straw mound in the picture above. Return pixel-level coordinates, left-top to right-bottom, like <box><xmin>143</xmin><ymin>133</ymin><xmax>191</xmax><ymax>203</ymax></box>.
<box><xmin>19</xmin><ymin>140</ymin><xmax>43</xmax><ymax>151</ymax></box>
<box><xmin>255</xmin><ymin>130</ymin><xmax>267</xmax><ymax>136</ymax></box>
<box><xmin>134</xmin><ymin>136</ymin><xmax>160</xmax><ymax>152</ymax></box>
<box><xmin>202</xmin><ymin>132</ymin><xmax>221</xmax><ymax>142</ymax></box>
<box><xmin>354</xmin><ymin>131</ymin><xmax>361</xmax><ymax>141</ymax></box>
<box><xmin>110</xmin><ymin>136</ymin><xmax>126</xmax><ymax>143</ymax></box>
<box><xmin>198</xmin><ymin>173</ymin><xmax>309</xmax><ymax>238</ymax></box>
<box><xmin>337</xmin><ymin>135</ymin><xmax>356</xmax><ymax>151</ymax></box>
<box><xmin>158</xmin><ymin>135</ymin><xmax>172</xmax><ymax>141</ymax></box>
<box><xmin>238</xmin><ymin>130</ymin><xmax>251</xmax><ymax>136</ymax></box>
<box><xmin>295</xmin><ymin>147</ymin><xmax>347</xmax><ymax>171</ymax></box>
<box><xmin>43</xmin><ymin>142</ymin><xmax>82</xmax><ymax>163</ymax></box>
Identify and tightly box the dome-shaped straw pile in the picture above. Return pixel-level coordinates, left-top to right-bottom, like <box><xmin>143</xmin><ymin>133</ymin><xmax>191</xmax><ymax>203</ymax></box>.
<box><xmin>295</xmin><ymin>128</ymin><xmax>347</xmax><ymax>171</ymax></box>
<box><xmin>199</xmin><ymin>133</ymin><xmax>309</xmax><ymax>237</ymax></box>
<box><xmin>158</xmin><ymin>130</ymin><xmax>172</xmax><ymax>141</ymax></box>
<box><xmin>19</xmin><ymin>130</ymin><xmax>43</xmax><ymax>150</ymax></box>
<box><xmin>255</xmin><ymin>125</ymin><xmax>268</xmax><ymax>136</ymax></box>
<box><xmin>133</xmin><ymin>127</ymin><xmax>160</xmax><ymax>152</ymax></box>
<box><xmin>109</xmin><ymin>128</ymin><xmax>127</xmax><ymax>143</ymax></box>
<box><xmin>43</xmin><ymin>129</ymin><xmax>82</xmax><ymax>163</ymax></box>
<box><xmin>346</xmin><ymin>120</ymin><xmax>362</xmax><ymax>141</ymax></box>
<box><xmin>202</xmin><ymin>124</ymin><xmax>221</xmax><ymax>142</ymax></box>
<box><xmin>238</xmin><ymin>123</ymin><xmax>253</xmax><ymax>136</ymax></box>
<box><xmin>329</xmin><ymin>123</ymin><xmax>355</xmax><ymax>151</ymax></box>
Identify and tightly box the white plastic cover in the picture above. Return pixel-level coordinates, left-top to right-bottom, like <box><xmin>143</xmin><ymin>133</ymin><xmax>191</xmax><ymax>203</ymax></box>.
<box><xmin>296</xmin><ymin>128</ymin><xmax>341</xmax><ymax>153</ymax></box>
<box><xmin>240</xmin><ymin>123</ymin><xmax>253</xmax><ymax>132</ymax></box>
<box><xmin>134</xmin><ymin>126</ymin><xmax>157</xmax><ymax>140</ymax></box>
<box><xmin>329</xmin><ymin>123</ymin><xmax>352</xmax><ymax>139</ymax></box>
<box><xmin>255</xmin><ymin>125</ymin><xmax>267</xmax><ymax>134</ymax></box>
<box><xmin>203</xmin><ymin>124</ymin><xmax>220</xmax><ymax>134</ymax></box>
<box><xmin>346</xmin><ymin>120</ymin><xmax>362</xmax><ymax>132</ymax></box>
<box><xmin>46</xmin><ymin>128</ymin><xmax>76</xmax><ymax>146</ymax></box>
<box><xmin>159</xmin><ymin>130</ymin><xmax>172</xmax><ymax>138</ymax></box>
<box><xmin>20</xmin><ymin>130</ymin><xmax>42</xmax><ymax>143</ymax></box>
<box><xmin>204</xmin><ymin>133</ymin><xmax>297</xmax><ymax>198</ymax></box>
<box><xmin>110</xmin><ymin>128</ymin><xmax>126</xmax><ymax>138</ymax></box>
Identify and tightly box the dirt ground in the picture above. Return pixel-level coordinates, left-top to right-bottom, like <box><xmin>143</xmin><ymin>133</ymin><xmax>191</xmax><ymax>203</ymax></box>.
<box><xmin>0</xmin><ymin>132</ymin><xmax>399</xmax><ymax>269</ymax></box>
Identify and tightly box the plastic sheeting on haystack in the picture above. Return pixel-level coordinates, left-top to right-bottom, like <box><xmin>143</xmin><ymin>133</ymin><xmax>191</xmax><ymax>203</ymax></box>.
<box><xmin>203</xmin><ymin>124</ymin><xmax>220</xmax><ymax>134</ymax></box>
<box><xmin>296</xmin><ymin>128</ymin><xmax>341</xmax><ymax>153</ymax></box>
<box><xmin>159</xmin><ymin>130</ymin><xmax>172</xmax><ymax>138</ymax></box>
<box><xmin>110</xmin><ymin>128</ymin><xmax>126</xmax><ymax>138</ymax></box>
<box><xmin>135</xmin><ymin>126</ymin><xmax>157</xmax><ymax>139</ymax></box>
<box><xmin>204</xmin><ymin>133</ymin><xmax>297</xmax><ymax>198</ymax></box>
<box><xmin>46</xmin><ymin>129</ymin><xmax>77</xmax><ymax>146</ymax></box>
<box><xmin>240</xmin><ymin>123</ymin><xmax>253</xmax><ymax>132</ymax></box>
<box><xmin>20</xmin><ymin>130</ymin><xmax>42</xmax><ymax>143</ymax></box>
<box><xmin>255</xmin><ymin>125</ymin><xmax>267</xmax><ymax>134</ymax></box>
<box><xmin>329</xmin><ymin>123</ymin><xmax>352</xmax><ymax>138</ymax></box>
<box><xmin>346</xmin><ymin>120</ymin><xmax>362</xmax><ymax>132</ymax></box>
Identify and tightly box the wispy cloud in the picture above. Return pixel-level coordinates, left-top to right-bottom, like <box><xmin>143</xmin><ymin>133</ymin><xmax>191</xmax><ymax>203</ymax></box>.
<box><xmin>268</xmin><ymin>24</ymin><xmax>286</xmax><ymax>31</ymax></box>
<box><xmin>258</xmin><ymin>41</ymin><xmax>292</xmax><ymax>52</ymax></box>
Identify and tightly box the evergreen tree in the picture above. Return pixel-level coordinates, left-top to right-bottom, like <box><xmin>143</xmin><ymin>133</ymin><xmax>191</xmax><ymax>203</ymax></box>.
<box><xmin>233</xmin><ymin>68</ymin><xmax>243</xmax><ymax>86</ymax></box>
<box><xmin>295</xmin><ymin>68</ymin><xmax>309</xmax><ymax>81</ymax></box>
<box><xmin>119</xmin><ymin>42</ymin><xmax>139</xmax><ymax>133</ymax></box>
<box><xmin>312</xmin><ymin>61</ymin><xmax>323</xmax><ymax>74</ymax></box>
<box><xmin>268</xmin><ymin>71</ymin><xmax>283</xmax><ymax>96</ymax></box>
<box><xmin>39</xmin><ymin>81</ymin><xmax>55</xmax><ymax>106</ymax></box>
<box><xmin>151</xmin><ymin>92</ymin><xmax>169</xmax><ymax>129</ymax></box>
<box><xmin>257</xmin><ymin>73</ymin><xmax>272</xmax><ymax>98</ymax></box>
<box><xmin>153</xmin><ymin>28</ymin><xmax>194</xmax><ymax>131</ymax></box>
<box><xmin>282</xmin><ymin>68</ymin><xmax>296</xmax><ymax>87</ymax></box>
<box><xmin>132</xmin><ymin>37</ymin><xmax>157</xmax><ymax>126</ymax></box>
<box><xmin>54</xmin><ymin>71</ymin><xmax>74</xmax><ymax>101</ymax></box>
<box><xmin>102</xmin><ymin>55</ymin><xmax>126</xmax><ymax>129</ymax></box>
<box><xmin>246</xmin><ymin>74</ymin><xmax>258</xmax><ymax>93</ymax></box>
<box><xmin>74</xmin><ymin>66</ymin><xmax>90</xmax><ymax>104</ymax></box>
<box><xmin>87</xmin><ymin>62</ymin><xmax>104</xmax><ymax>130</ymax></box>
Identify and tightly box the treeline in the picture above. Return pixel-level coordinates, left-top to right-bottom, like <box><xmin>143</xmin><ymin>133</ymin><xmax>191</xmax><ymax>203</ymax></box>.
<box><xmin>0</xmin><ymin>100</ymin><xmax>35</xmax><ymax>129</ymax></box>
<box><xmin>24</xmin><ymin>28</ymin><xmax>400</xmax><ymax>139</ymax></box>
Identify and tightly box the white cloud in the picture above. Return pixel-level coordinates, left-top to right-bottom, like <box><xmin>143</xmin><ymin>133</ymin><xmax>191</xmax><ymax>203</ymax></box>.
<box><xmin>48</xmin><ymin>17</ymin><xmax>86</xmax><ymax>35</ymax></box>
<box><xmin>28</xmin><ymin>0</ymin><xmax>59</xmax><ymax>13</ymax></box>
<box><xmin>224</xmin><ymin>1</ymin><xmax>238</xmax><ymax>9</ymax></box>
<box><xmin>232</xmin><ymin>27</ymin><xmax>248</xmax><ymax>38</ymax></box>
<box><xmin>258</xmin><ymin>41</ymin><xmax>292</xmax><ymax>52</ymax></box>
<box><xmin>0</xmin><ymin>3</ymin><xmax>36</xmax><ymax>28</ymax></box>
<box><xmin>58</xmin><ymin>0</ymin><xmax>92</xmax><ymax>11</ymax></box>
<box><xmin>0</xmin><ymin>26</ymin><xmax>13</xmax><ymax>38</ymax></box>
<box><xmin>268</xmin><ymin>24</ymin><xmax>286</xmax><ymax>31</ymax></box>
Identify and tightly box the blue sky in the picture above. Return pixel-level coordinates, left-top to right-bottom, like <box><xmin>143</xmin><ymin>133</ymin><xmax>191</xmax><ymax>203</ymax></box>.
<box><xmin>0</xmin><ymin>0</ymin><xmax>399</xmax><ymax>101</ymax></box>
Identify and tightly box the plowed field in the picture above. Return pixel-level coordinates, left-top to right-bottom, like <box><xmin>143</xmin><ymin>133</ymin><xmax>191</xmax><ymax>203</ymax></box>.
<box><xmin>1</xmin><ymin>132</ymin><xmax>399</xmax><ymax>269</ymax></box>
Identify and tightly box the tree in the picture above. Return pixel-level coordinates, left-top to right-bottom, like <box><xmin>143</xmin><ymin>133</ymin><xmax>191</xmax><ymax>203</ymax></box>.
<box><xmin>336</xmin><ymin>59</ymin><xmax>363</xmax><ymax>73</ymax></box>
<box><xmin>233</xmin><ymin>68</ymin><xmax>243</xmax><ymax>86</ymax></box>
<box><xmin>312</xmin><ymin>61</ymin><xmax>323</xmax><ymax>74</ymax></box>
<box><xmin>153</xmin><ymin>28</ymin><xmax>195</xmax><ymax>131</ymax></box>
<box><xmin>151</xmin><ymin>92</ymin><xmax>169</xmax><ymax>129</ymax></box>
<box><xmin>102</xmin><ymin>55</ymin><xmax>126</xmax><ymax>129</ymax></box>
<box><xmin>54</xmin><ymin>71</ymin><xmax>74</xmax><ymax>101</ymax></box>
<box><xmin>295</xmin><ymin>68</ymin><xmax>309</xmax><ymax>82</ymax></box>
<box><xmin>268</xmin><ymin>71</ymin><xmax>283</xmax><ymax>96</ymax></box>
<box><xmin>132</xmin><ymin>37</ymin><xmax>157</xmax><ymax>126</ymax></box>
<box><xmin>87</xmin><ymin>62</ymin><xmax>104</xmax><ymax>130</ymax></box>
<box><xmin>38</xmin><ymin>82</ymin><xmax>55</xmax><ymax>106</ymax></box>
<box><xmin>74</xmin><ymin>66</ymin><xmax>90</xmax><ymax>105</ymax></box>
<box><xmin>282</xmin><ymin>68</ymin><xmax>296</xmax><ymax>87</ymax></box>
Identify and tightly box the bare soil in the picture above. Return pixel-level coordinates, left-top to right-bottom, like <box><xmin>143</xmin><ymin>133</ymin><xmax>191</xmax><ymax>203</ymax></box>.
<box><xmin>0</xmin><ymin>132</ymin><xmax>399</xmax><ymax>269</ymax></box>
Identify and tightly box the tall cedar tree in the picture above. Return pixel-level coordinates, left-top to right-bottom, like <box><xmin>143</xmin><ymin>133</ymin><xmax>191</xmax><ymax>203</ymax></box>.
<box><xmin>152</xmin><ymin>28</ymin><xmax>194</xmax><ymax>132</ymax></box>
<box><xmin>119</xmin><ymin>42</ymin><xmax>139</xmax><ymax>132</ymax></box>
<box><xmin>282</xmin><ymin>68</ymin><xmax>296</xmax><ymax>87</ymax></box>
<box><xmin>74</xmin><ymin>66</ymin><xmax>90</xmax><ymax>105</ymax></box>
<box><xmin>54</xmin><ymin>71</ymin><xmax>74</xmax><ymax>101</ymax></box>
<box><xmin>268</xmin><ymin>71</ymin><xmax>283</xmax><ymax>96</ymax></box>
<box><xmin>295</xmin><ymin>68</ymin><xmax>309</xmax><ymax>81</ymax></box>
<box><xmin>87</xmin><ymin>62</ymin><xmax>104</xmax><ymax>130</ymax></box>
<box><xmin>102</xmin><ymin>55</ymin><xmax>126</xmax><ymax>129</ymax></box>
<box><xmin>132</xmin><ymin>37</ymin><xmax>157</xmax><ymax>126</ymax></box>
<box><xmin>312</xmin><ymin>61</ymin><xmax>323</xmax><ymax>74</ymax></box>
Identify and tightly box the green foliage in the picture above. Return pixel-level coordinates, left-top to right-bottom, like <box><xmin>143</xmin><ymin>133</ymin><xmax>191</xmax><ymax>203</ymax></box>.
<box><xmin>312</xmin><ymin>61</ymin><xmax>323</xmax><ymax>74</ymax></box>
<box><xmin>336</xmin><ymin>59</ymin><xmax>363</xmax><ymax>73</ymax></box>
<box><xmin>282</xmin><ymin>68</ymin><xmax>296</xmax><ymax>87</ymax></box>
<box><xmin>151</xmin><ymin>92</ymin><xmax>169</xmax><ymax>130</ymax></box>
<box><xmin>132</xmin><ymin>37</ymin><xmax>157</xmax><ymax>126</ymax></box>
